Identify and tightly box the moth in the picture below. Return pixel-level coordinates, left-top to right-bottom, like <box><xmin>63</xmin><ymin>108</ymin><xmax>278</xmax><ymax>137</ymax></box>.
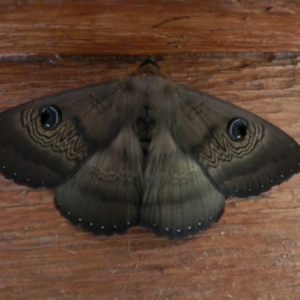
<box><xmin>0</xmin><ymin>57</ymin><xmax>299</xmax><ymax>240</ymax></box>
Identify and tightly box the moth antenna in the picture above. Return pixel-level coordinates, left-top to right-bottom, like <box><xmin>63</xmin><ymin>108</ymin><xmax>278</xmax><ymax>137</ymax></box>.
<box><xmin>139</xmin><ymin>55</ymin><xmax>160</xmax><ymax>69</ymax></box>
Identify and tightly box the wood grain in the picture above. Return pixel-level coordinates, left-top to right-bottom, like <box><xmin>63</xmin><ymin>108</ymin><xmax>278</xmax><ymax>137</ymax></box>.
<box><xmin>0</xmin><ymin>1</ymin><xmax>299</xmax><ymax>299</ymax></box>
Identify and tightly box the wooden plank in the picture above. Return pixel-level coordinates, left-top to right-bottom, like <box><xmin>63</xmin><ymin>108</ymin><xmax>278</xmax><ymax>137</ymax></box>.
<box><xmin>0</xmin><ymin>0</ymin><xmax>299</xmax><ymax>56</ymax></box>
<box><xmin>0</xmin><ymin>1</ymin><xmax>299</xmax><ymax>299</ymax></box>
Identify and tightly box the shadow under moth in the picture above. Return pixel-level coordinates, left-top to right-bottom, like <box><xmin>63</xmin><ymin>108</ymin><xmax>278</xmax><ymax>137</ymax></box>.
<box><xmin>0</xmin><ymin>57</ymin><xmax>299</xmax><ymax>240</ymax></box>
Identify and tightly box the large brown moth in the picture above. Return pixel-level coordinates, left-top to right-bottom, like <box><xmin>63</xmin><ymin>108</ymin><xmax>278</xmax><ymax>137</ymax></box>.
<box><xmin>0</xmin><ymin>57</ymin><xmax>299</xmax><ymax>240</ymax></box>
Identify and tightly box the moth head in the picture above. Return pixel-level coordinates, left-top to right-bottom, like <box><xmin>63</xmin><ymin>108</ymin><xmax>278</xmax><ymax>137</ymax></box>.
<box><xmin>40</xmin><ymin>105</ymin><xmax>61</xmax><ymax>130</ymax></box>
<box><xmin>139</xmin><ymin>56</ymin><xmax>160</xmax><ymax>69</ymax></box>
<box><xmin>227</xmin><ymin>118</ymin><xmax>248</xmax><ymax>141</ymax></box>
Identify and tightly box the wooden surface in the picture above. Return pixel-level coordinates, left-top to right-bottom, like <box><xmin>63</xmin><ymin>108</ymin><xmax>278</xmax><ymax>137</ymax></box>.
<box><xmin>0</xmin><ymin>1</ymin><xmax>299</xmax><ymax>299</ymax></box>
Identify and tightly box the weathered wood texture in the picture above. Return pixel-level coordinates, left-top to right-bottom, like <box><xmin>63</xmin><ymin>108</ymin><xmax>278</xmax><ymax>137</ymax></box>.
<box><xmin>0</xmin><ymin>1</ymin><xmax>299</xmax><ymax>299</ymax></box>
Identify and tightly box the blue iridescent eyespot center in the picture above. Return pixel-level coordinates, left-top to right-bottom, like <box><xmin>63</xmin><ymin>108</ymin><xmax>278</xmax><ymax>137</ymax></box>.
<box><xmin>228</xmin><ymin>118</ymin><xmax>248</xmax><ymax>141</ymax></box>
<box><xmin>40</xmin><ymin>105</ymin><xmax>61</xmax><ymax>129</ymax></box>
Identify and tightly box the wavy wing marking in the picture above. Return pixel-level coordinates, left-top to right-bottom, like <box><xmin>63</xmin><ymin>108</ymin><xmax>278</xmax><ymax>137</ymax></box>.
<box><xmin>199</xmin><ymin>122</ymin><xmax>264</xmax><ymax>168</ymax></box>
<box><xmin>22</xmin><ymin>108</ymin><xmax>87</xmax><ymax>161</ymax></box>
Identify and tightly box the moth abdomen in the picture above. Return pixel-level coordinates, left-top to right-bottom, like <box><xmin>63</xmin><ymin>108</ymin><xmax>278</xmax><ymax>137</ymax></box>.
<box><xmin>136</xmin><ymin>104</ymin><xmax>156</xmax><ymax>156</ymax></box>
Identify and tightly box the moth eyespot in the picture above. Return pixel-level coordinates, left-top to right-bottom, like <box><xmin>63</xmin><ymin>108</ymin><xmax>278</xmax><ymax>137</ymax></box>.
<box><xmin>228</xmin><ymin>118</ymin><xmax>248</xmax><ymax>141</ymax></box>
<box><xmin>40</xmin><ymin>105</ymin><xmax>61</xmax><ymax>129</ymax></box>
